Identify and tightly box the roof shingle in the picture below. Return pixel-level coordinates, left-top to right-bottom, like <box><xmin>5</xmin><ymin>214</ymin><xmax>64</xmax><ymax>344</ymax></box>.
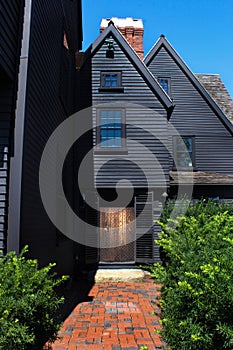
<box><xmin>196</xmin><ymin>74</ymin><xmax>233</xmax><ymax>122</ymax></box>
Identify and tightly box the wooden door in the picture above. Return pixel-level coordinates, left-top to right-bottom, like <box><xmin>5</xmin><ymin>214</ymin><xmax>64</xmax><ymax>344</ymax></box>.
<box><xmin>100</xmin><ymin>207</ymin><xmax>135</xmax><ymax>262</ymax></box>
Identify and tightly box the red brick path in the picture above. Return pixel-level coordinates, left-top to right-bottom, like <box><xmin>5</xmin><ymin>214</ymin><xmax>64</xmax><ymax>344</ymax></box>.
<box><xmin>50</xmin><ymin>281</ymin><xmax>165</xmax><ymax>350</ymax></box>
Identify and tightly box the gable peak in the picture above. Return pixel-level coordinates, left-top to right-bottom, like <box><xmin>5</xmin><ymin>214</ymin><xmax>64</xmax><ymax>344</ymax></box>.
<box><xmin>108</xmin><ymin>20</ymin><xmax>115</xmax><ymax>27</ymax></box>
<box><xmin>100</xmin><ymin>17</ymin><xmax>144</xmax><ymax>59</ymax></box>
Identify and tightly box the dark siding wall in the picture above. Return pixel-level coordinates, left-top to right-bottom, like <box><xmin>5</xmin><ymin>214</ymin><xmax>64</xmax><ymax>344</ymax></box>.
<box><xmin>20</xmin><ymin>0</ymin><xmax>81</xmax><ymax>274</ymax></box>
<box><xmin>0</xmin><ymin>0</ymin><xmax>25</xmax><ymax>79</ymax></box>
<box><xmin>0</xmin><ymin>70</ymin><xmax>13</xmax><ymax>252</ymax></box>
<box><xmin>0</xmin><ymin>1</ymin><xmax>25</xmax><ymax>252</ymax></box>
<box><xmin>76</xmin><ymin>55</ymin><xmax>93</xmax><ymax>189</ymax></box>
<box><xmin>147</xmin><ymin>47</ymin><xmax>233</xmax><ymax>174</ymax></box>
<box><xmin>63</xmin><ymin>0</ymin><xmax>82</xmax><ymax>52</ymax></box>
<box><xmin>92</xmin><ymin>41</ymin><xmax>169</xmax><ymax>188</ymax></box>
<box><xmin>77</xmin><ymin>53</ymin><xmax>92</xmax><ymax>111</ymax></box>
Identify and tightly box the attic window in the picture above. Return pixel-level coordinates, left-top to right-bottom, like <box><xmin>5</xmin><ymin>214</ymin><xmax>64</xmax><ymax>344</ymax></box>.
<box><xmin>105</xmin><ymin>74</ymin><xmax>117</xmax><ymax>87</ymax></box>
<box><xmin>158</xmin><ymin>78</ymin><xmax>170</xmax><ymax>95</ymax></box>
<box><xmin>99</xmin><ymin>72</ymin><xmax>124</xmax><ymax>93</ymax></box>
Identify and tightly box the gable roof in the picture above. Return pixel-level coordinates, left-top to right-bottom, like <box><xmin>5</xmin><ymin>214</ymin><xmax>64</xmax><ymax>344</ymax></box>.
<box><xmin>144</xmin><ymin>35</ymin><xmax>233</xmax><ymax>134</ymax></box>
<box><xmin>195</xmin><ymin>74</ymin><xmax>233</xmax><ymax>123</ymax></box>
<box><xmin>84</xmin><ymin>22</ymin><xmax>173</xmax><ymax>114</ymax></box>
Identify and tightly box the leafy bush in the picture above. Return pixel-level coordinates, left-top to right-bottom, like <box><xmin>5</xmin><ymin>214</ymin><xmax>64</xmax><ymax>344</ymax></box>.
<box><xmin>150</xmin><ymin>200</ymin><xmax>233</xmax><ymax>350</ymax></box>
<box><xmin>0</xmin><ymin>247</ymin><xmax>68</xmax><ymax>350</ymax></box>
<box><xmin>160</xmin><ymin>198</ymin><xmax>233</xmax><ymax>225</ymax></box>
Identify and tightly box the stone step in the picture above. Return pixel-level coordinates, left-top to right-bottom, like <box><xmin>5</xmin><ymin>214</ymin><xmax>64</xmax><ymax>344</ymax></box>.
<box><xmin>95</xmin><ymin>268</ymin><xmax>150</xmax><ymax>282</ymax></box>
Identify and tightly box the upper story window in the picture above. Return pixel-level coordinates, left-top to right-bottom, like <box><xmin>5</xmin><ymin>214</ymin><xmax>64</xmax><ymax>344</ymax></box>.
<box><xmin>99</xmin><ymin>72</ymin><xmax>124</xmax><ymax>93</ymax></box>
<box><xmin>102</xmin><ymin>73</ymin><xmax>119</xmax><ymax>87</ymax></box>
<box><xmin>97</xmin><ymin>109</ymin><xmax>126</xmax><ymax>148</ymax></box>
<box><xmin>158</xmin><ymin>78</ymin><xmax>170</xmax><ymax>95</ymax></box>
<box><xmin>173</xmin><ymin>136</ymin><xmax>195</xmax><ymax>170</ymax></box>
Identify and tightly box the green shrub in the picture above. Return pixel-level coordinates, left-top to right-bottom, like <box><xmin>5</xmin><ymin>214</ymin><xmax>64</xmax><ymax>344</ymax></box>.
<box><xmin>0</xmin><ymin>247</ymin><xmax>68</xmax><ymax>350</ymax></box>
<box><xmin>160</xmin><ymin>198</ymin><xmax>233</xmax><ymax>225</ymax></box>
<box><xmin>150</xmin><ymin>200</ymin><xmax>233</xmax><ymax>350</ymax></box>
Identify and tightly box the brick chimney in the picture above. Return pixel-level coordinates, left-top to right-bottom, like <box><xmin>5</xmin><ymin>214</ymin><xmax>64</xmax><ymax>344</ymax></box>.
<box><xmin>100</xmin><ymin>17</ymin><xmax>144</xmax><ymax>59</ymax></box>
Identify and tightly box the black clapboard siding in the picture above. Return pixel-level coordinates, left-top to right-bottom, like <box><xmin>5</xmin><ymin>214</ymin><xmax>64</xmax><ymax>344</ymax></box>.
<box><xmin>77</xmin><ymin>52</ymin><xmax>92</xmax><ymax>111</ymax></box>
<box><xmin>0</xmin><ymin>0</ymin><xmax>24</xmax><ymax>79</ymax></box>
<box><xmin>147</xmin><ymin>47</ymin><xmax>233</xmax><ymax>174</ymax></box>
<box><xmin>92</xmin><ymin>41</ymin><xmax>170</xmax><ymax>188</ymax></box>
<box><xmin>0</xmin><ymin>0</ymin><xmax>24</xmax><ymax>253</ymax></box>
<box><xmin>84</xmin><ymin>191</ymin><xmax>99</xmax><ymax>265</ymax></box>
<box><xmin>0</xmin><ymin>147</ymin><xmax>10</xmax><ymax>253</ymax></box>
<box><xmin>0</xmin><ymin>74</ymin><xmax>13</xmax><ymax>253</ymax></box>
<box><xmin>195</xmin><ymin>136</ymin><xmax>233</xmax><ymax>173</ymax></box>
<box><xmin>62</xmin><ymin>0</ymin><xmax>82</xmax><ymax>52</ymax></box>
<box><xmin>20</xmin><ymin>0</ymin><xmax>67</xmax><ymax>269</ymax></box>
<box><xmin>19</xmin><ymin>0</ymin><xmax>82</xmax><ymax>274</ymax></box>
<box><xmin>0</xmin><ymin>0</ymin><xmax>25</xmax><ymax>254</ymax></box>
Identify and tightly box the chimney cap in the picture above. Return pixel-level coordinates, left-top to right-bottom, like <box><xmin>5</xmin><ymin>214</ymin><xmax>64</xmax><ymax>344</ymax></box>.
<box><xmin>101</xmin><ymin>17</ymin><xmax>144</xmax><ymax>29</ymax></box>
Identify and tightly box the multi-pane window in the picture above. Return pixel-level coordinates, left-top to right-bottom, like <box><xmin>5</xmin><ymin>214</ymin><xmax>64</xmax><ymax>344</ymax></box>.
<box><xmin>173</xmin><ymin>136</ymin><xmax>194</xmax><ymax>169</ymax></box>
<box><xmin>158</xmin><ymin>78</ymin><xmax>170</xmax><ymax>94</ymax></box>
<box><xmin>101</xmin><ymin>72</ymin><xmax>121</xmax><ymax>88</ymax></box>
<box><xmin>98</xmin><ymin>110</ymin><xmax>125</xmax><ymax>148</ymax></box>
<box><xmin>104</xmin><ymin>74</ymin><xmax>118</xmax><ymax>87</ymax></box>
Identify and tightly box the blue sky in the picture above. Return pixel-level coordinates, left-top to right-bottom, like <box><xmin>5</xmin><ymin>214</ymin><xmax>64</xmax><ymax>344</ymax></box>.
<box><xmin>82</xmin><ymin>0</ymin><xmax>233</xmax><ymax>97</ymax></box>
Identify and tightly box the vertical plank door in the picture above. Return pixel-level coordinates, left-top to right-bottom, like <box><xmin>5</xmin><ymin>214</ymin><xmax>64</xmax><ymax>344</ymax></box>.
<box><xmin>100</xmin><ymin>207</ymin><xmax>135</xmax><ymax>262</ymax></box>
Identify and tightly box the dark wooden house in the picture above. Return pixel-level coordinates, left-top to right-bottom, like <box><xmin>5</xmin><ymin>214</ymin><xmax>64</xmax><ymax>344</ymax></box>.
<box><xmin>79</xmin><ymin>19</ymin><xmax>233</xmax><ymax>266</ymax></box>
<box><xmin>79</xmin><ymin>22</ymin><xmax>173</xmax><ymax>265</ymax></box>
<box><xmin>0</xmin><ymin>0</ymin><xmax>83</xmax><ymax>275</ymax></box>
<box><xmin>2</xmin><ymin>7</ymin><xmax>233</xmax><ymax>270</ymax></box>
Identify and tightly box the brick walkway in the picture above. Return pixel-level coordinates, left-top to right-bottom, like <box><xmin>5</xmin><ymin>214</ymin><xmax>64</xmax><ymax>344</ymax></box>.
<box><xmin>50</xmin><ymin>280</ymin><xmax>165</xmax><ymax>350</ymax></box>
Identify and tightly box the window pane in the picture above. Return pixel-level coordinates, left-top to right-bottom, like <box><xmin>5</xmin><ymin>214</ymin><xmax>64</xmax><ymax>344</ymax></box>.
<box><xmin>177</xmin><ymin>153</ymin><xmax>192</xmax><ymax>167</ymax></box>
<box><xmin>105</xmin><ymin>76</ymin><xmax>111</xmax><ymax>87</ymax></box>
<box><xmin>99</xmin><ymin>110</ymin><xmax>123</xmax><ymax>148</ymax></box>
<box><xmin>184</xmin><ymin>138</ymin><xmax>192</xmax><ymax>152</ymax></box>
<box><xmin>113</xmin><ymin>137</ymin><xmax>122</xmax><ymax>147</ymax></box>
<box><xmin>102</xmin><ymin>73</ymin><xmax>120</xmax><ymax>87</ymax></box>
<box><xmin>174</xmin><ymin>137</ymin><xmax>193</xmax><ymax>168</ymax></box>
<box><xmin>176</xmin><ymin>139</ymin><xmax>187</xmax><ymax>152</ymax></box>
<box><xmin>100</xmin><ymin>110</ymin><xmax>121</xmax><ymax>124</ymax></box>
<box><xmin>111</xmin><ymin>74</ymin><xmax>118</xmax><ymax>87</ymax></box>
<box><xmin>114</xmin><ymin>129</ymin><xmax>122</xmax><ymax>138</ymax></box>
<box><xmin>159</xmin><ymin>79</ymin><xmax>169</xmax><ymax>94</ymax></box>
